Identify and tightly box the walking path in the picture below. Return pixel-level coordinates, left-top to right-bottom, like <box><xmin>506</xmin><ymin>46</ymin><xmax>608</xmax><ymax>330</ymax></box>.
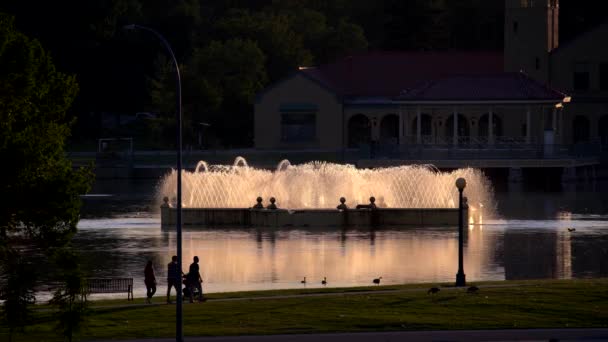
<box><xmin>91</xmin><ymin>328</ymin><xmax>608</xmax><ymax>342</ymax></box>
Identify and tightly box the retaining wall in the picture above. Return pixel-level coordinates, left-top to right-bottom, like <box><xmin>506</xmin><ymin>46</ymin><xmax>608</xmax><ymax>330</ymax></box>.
<box><xmin>160</xmin><ymin>206</ymin><xmax>466</xmax><ymax>229</ymax></box>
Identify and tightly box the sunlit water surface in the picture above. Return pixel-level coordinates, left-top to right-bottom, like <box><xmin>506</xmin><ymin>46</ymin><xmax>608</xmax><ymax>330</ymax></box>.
<box><xmin>73</xmin><ymin>214</ymin><xmax>608</xmax><ymax>299</ymax></box>
<box><xmin>63</xmin><ymin>177</ymin><xmax>608</xmax><ymax>300</ymax></box>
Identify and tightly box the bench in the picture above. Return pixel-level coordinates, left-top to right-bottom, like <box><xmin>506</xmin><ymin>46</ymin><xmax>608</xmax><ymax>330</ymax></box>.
<box><xmin>86</xmin><ymin>278</ymin><xmax>133</xmax><ymax>300</ymax></box>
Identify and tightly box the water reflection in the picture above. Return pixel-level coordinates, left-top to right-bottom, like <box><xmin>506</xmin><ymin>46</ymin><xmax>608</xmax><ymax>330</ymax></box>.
<box><xmin>73</xmin><ymin>217</ymin><xmax>607</xmax><ymax>299</ymax></box>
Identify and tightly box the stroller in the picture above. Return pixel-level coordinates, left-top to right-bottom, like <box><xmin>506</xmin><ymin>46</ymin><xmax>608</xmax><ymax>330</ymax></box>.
<box><xmin>181</xmin><ymin>274</ymin><xmax>202</xmax><ymax>300</ymax></box>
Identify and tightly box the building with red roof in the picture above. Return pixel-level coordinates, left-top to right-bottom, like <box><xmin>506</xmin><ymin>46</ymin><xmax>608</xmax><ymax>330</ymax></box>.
<box><xmin>255</xmin><ymin>0</ymin><xmax>607</xmax><ymax>163</ymax></box>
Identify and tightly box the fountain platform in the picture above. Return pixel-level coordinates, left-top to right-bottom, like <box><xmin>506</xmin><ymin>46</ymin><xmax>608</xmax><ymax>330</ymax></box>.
<box><xmin>160</xmin><ymin>206</ymin><xmax>467</xmax><ymax>229</ymax></box>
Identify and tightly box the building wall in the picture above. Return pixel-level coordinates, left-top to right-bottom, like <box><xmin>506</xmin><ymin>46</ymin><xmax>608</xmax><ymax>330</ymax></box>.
<box><xmin>561</xmin><ymin>103</ymin><xmax>608</xmax><ymax>143</ymax></box>
<box><xmin>550</xmin><ymin>23</ymin><xmax>608</xmax><ymax>144</ymax></box>
<box><xmin>344</xmin><ymin>107</ymin><xmax>400</xmax><ymax>143</ymax></box>
<box><xmin>504</xmin><ymin>0</ymin><xmax>559</xmax><ymax>83</ymax></box>
<box><xmin>254</xmin><ymin>73</ymin><xmax>343</xmax><ymax>149</ymax></box>
<box><xmin>550</xmin><ymin>24</ymin><xmax>608</xmax><ymax>96</ymax></box>
<box><xmin>344</xmin><ymin>104</ymin><xmax>548</xmax><ymax>145</ymax></box>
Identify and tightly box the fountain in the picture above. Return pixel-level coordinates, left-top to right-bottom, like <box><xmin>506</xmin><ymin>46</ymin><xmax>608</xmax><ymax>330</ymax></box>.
<box><xmin>158</xmin><ymin>157</ymin><xmax>494</xmax><ymax>228</ymax></box>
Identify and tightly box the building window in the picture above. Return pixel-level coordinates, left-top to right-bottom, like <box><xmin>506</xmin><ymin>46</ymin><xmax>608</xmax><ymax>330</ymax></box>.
<box><xmin>520</xmin><ymin>0</ymin><xmax>536</xmax><ymax>7</ymax></box>
<box><xmin>513</xmin><ymin>21</ymin><xmax>519</xmax><ymax>34</ymax></box>
<box><xmin>281</xmin><ymin>112</ymin><xmax>316</xmax><ymax>142</ymax></box>
<box><xmin>535</xmin><ymin>57</ymin><xmax>540</xmax><ymax>70</ymax></box>
<box><xmin>600</xmin><ymin>63</ymin><xmax>608</xmax><ymax>90</ymax></box>
<box><xmin>573</xmin><ymin>63</ymin><xmax>590</xmax><ymax>91</ymax></box>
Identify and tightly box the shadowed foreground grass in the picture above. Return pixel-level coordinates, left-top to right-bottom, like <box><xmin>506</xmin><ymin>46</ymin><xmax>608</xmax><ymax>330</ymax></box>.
<box><xmin>1</xmin><ymin>279</ymin><xmax>607</xmax><ymax>341</ymax></box>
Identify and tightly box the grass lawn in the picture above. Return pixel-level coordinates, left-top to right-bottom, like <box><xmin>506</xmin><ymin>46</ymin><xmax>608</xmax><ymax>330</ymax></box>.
<box><xmin>1</xmin><ymin>279</ymin><xmax>607</xmax><ymax>341</ymax></box>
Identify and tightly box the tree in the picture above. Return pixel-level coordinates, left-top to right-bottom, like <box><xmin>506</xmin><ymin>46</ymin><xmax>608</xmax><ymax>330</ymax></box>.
<box><xmin>50</xmin><ymin>248</ymin><xmax>89</xmax><ymax>342</ymax></box>
<box><xmin>0</xmin><ymin>12</ymin><xmax>92</xmax><ymax>335</ymax></box>
<box><xmin>0</xmin><ymin>13</ymin><xmax>91</xmax><ymax>243</ymax></box>
<box><xmin>149</xmin><ymin>38</ymin><xmax>267</xmax><ymax>147</ymax></box>
<box><xmin>321</xmin><ymin>19</ymin><xmax>368</xmax><ymax>62</ymax></box>
<box><xmin>0</xmin><ymin>249</ymin><xmax>36</xmax><ymax>342</ymax></box>
<box><xmin>214</xmin><ymin>9</ymin><xmax>313</xmax><ymax>82</ymax></box>
<box><xmin>187</xmin><ymin>39</ymin><xmax>267</xmax><ymax>146</ymax></box>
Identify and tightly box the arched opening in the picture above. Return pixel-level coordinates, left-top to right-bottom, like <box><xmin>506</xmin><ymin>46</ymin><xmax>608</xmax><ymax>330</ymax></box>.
<box><xmin>572</xmin><ymin>115</ymin><xmax>590</xmax><ymax>143</ymax></box>
<box><xmin>380</xmin><ymin>114</ymin><xmax>399</xmax><ymax>144</ymax></box>
<box><xmin>598</xmin><ymin>115</ymin><xmax>608</xmax><ymax>149</ymax></box>
<box><xmin>411</xmin><ymin>114</ymin><xmax>432</xmax><ymax>136</ymax></box>
<box><xmin>348</xmin><ymin>114</ymin><xmax>371</xmax><ymax>148</ymax></box>
<box><xmin>478</xmin><ymin>113</ymin><xmax>503</xmax><ymax>140</ymax></box>
<box><xmin>445</xmin><ymin>114</ymin><xmax>469</xmax><ymax>143</ymax></box>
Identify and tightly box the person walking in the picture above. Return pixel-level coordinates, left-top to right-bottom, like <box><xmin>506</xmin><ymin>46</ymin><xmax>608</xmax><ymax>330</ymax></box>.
<box><xmin>166</xmin><ymin>255</ymin><xmax>182</xmax><ymax>304</ymax></box>
<box><xmin>144</xmin><ymin>260</ymin><xmax>156</xmax><ymax>304</ymax></box>
<box><xmin>187</xmin><ymin>256</ymin><xmax>205</xmax><ymax>303</ymax></box>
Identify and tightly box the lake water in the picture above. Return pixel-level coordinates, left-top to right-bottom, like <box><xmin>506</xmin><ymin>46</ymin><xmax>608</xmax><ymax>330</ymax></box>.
<box><xmin>74</xmin><ymin>179</ymin><xmax>608</xmax><ymax>299</ymax></box>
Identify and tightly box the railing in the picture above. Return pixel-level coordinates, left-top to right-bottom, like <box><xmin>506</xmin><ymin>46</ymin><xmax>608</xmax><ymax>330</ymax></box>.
<box><xmin>404</xmin><ymin>135</ymin><xmax>536</xmax><ymax>146</ymax></box>
<box><xmin>364</xmin><ymin>137</ymin><xmax>602</xmax><ymax>160</ymax></box>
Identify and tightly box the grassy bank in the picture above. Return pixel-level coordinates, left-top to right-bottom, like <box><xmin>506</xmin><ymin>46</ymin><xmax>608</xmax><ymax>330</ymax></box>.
<box><xmin>1</xmin><ymin>279</ymin><xmax>607</xmax><ymax>341</ymax></box>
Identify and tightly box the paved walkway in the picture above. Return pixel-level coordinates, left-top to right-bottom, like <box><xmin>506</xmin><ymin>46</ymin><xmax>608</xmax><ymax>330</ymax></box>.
<box><xmin>91</xmin><ymin>328</ymin><xmax>608</xmax><ymax>342</ymax></box>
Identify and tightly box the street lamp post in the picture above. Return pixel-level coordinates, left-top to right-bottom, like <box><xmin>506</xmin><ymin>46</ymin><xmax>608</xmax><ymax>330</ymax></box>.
<box><xmin>455</xmin><ymin>178</ymin><xmax>467</xmax><ymax>287</ymax></box>
<box><xmin>124</xmin><ymin>24</ymin><xmax>183</xmax><ymax>342</ymax></box>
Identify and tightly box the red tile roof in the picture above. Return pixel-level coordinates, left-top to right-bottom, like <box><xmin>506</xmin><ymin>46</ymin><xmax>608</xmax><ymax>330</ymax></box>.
<box><xmin>396</xmin><ymin>73</ymin><xmax>566</xmax><ymax>102</ymax></box>
<box><xmin>300</xmin><ymin>51</ymin><xmax>566</xmax><ymax>102</ymax></box>
<box><xmin>301</xmin><ymin>51</ymin><xmax>504</xmax><ymax>97</ymax></box>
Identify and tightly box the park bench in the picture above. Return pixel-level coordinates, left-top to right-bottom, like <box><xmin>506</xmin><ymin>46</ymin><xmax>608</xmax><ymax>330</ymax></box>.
<box><xmin>86</xmin><ymin>278</ymin><xmax>134</xmax><ymax>301</ymax></box>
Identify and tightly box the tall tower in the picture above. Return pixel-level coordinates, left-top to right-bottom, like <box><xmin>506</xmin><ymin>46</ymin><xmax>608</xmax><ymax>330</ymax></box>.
<box><xmin>504</xmin><ymin>0</ymin><xmax>559</xmax><ymax>83</ymax></box>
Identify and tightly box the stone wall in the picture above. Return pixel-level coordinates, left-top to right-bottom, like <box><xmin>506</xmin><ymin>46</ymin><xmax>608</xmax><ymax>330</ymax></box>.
<box><xmin>160</xmin><ymin>206</ymin><xmax>467</xmax><ymax>229</ymax></box>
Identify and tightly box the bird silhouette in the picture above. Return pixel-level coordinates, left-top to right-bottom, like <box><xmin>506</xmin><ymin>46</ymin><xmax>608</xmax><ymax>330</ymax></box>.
<box><xmin>568</xmin><ymin>228</ymin><xmax>576</xmax><ymax>232</ymax></box>
<box><xmin>467</xmin><ymin>286</ymin><xmax>479</xmax><ymax>294</ymax></box>
<box><xmin>321</xmin><ymin>277</ymin><xmax>327</xmax><ymax>285</ymax></box>
<box><xmin>301</xmin><ymin>277</ymin><xmax>306</xmax><ymax>284</ymax></box>
<box><xmin>373</xmin><ymin>277</ymin><xmax>382</xmax><ymax>285</ymax></box>
<box><xmin>427</xmin><ymin>287</ymin><xmax>440</xmax><ymax>294</ymax></box>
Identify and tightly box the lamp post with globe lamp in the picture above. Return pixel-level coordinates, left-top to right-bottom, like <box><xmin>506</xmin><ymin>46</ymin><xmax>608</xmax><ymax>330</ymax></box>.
<box><xmin>123</xmin><ymin>24</ymin><xmax>184</xmax><ymax>342</ymax></box>
<box><xmin>455</xmin><ymin>177</ymin><xmax>467</xmax><ymax>287</ymax></box>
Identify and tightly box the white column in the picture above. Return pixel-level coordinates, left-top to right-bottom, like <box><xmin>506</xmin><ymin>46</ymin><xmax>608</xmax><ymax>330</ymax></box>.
<box><xmin>488</xmin><ymin>107</ymin><xmax>494</xmax><ymax>145</ymax></box>
<box><xmin>416</xmin><ymin>106</ymin><xmax>421</xmax><ymax>144</ymax></box>
<box><xmin>398</xmin><ymin>106</ymin><xmax>404</xmax><ymax>145</ymax></box>
<box><xmin>552</xmin><ymin>108</ymin><xmax>557</xmax><ymax>145</ymax></box>
<box><xmin>558</xmin><ymin>108</ymin><xmax>564</xmax><ymax>144</ymax></box>
<box><xmin>526</xmin><ymin>106</ymin><xmax>531</xmax><ymax>144</ymax></box>
<box><xmin>453</xmin><ymin>107</ymin><xmax>458</xmax><ymax>146</ymax></box>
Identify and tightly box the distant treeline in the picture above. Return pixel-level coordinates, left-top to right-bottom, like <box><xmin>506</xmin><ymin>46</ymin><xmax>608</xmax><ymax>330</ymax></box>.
<box><xmin>0</xmin><ymin>0</ymin><xmax>604</xmax><ymax>148</ymax></box>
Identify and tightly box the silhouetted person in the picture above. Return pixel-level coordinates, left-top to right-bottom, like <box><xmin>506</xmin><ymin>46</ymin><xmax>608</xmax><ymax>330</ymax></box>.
<box><xmin>337</xmin><ymin>197</ymin><xmax>348</xmax><ymax>210</ymax></box>
<box><xmin>369</xmin><ymin>196</ymin><xmax>377</xmax><ymax>209</ymax></box>
<box><xmin>267</xmin><ymin>197</ymin><xmax>278</xmax><ymax>210</ymax></box>
<box><xmin>144</xmin><ymin>260</ymin><xmax>156</xmax><ymax>304</ymax></box>
<box><xmin>187</xmin><ymin>256</ymin><xmax>205</xmax><ymax>303</ymax></box>
<box><xmin>166</xmin><ymin>255</ymin><xmax>182</xmax><ymax>304</ymax></box>
<box><xmin>253</xmin><ymin>197</ymin><xmax>264</xmax><ymax>209</ymax></box>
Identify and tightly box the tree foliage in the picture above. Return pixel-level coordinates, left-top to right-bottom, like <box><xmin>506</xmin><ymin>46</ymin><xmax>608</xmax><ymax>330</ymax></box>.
<box><xmin>0</xmin><ymin>13</ymin><xmax>91</xmax><ymax>245</ymax></box>
<box><xmin>0</xmin><ymin>248</ymin><xmax>36</xmax><ymax>342</ymax></box>
<box><xmin>50</xmin><ymin>248</ymin><xmax>89</xmax><ymax>342</ymax></box>
<box><xmin>0</xmin><ymin>0</ymin><xmax>601</xmax><ymax>147</ymax></box>
<box><xmin>1</xmin><ymin>14</ymin><xmax>91</xmax><ymax>335</ymax></box>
